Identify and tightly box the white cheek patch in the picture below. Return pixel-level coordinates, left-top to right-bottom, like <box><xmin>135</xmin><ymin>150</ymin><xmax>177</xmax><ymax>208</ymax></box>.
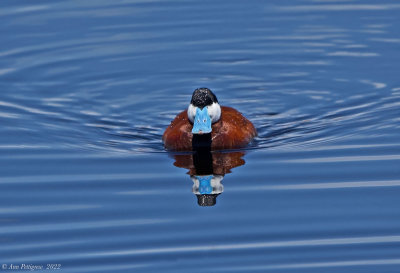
<box><xmin>187</xmin><ymin>104</ymin><xmax>197</xmax><ymax>123</ymax></box>
<box><xmin>207</xmin><ymin>102</ymin><xmax>221</xmax><ymax>123</ymax></box>
<box><xmin>188</xmin><ymin>102</ymin><xmax>221</xmax><ymax>124</ymax></box>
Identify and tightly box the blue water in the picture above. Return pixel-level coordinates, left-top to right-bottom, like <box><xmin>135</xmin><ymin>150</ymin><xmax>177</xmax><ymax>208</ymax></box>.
<box><xmin>1</xmin><ymin>0</ymin><xmax>400</xmax><ymax>272</ymax></box>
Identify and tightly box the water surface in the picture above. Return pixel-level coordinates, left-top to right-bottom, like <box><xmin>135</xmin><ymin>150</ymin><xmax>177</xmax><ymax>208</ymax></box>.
<box><xmin>1</xmin><ymin>0</ymin><xmax>400</xmax><ymax>272</ymax></box>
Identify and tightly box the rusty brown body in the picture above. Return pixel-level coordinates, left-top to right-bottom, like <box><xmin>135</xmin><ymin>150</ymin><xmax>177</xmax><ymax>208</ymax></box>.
<box><xmin>162</xmin><ymin>106</ymin><xmax>257</xmax><ymax>151</ymax></box>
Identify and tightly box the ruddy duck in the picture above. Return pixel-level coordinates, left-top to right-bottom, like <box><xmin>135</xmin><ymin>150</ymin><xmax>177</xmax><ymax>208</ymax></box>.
<box><xmin>163</xmin><ymin>88</ymin><xmax>257</xmax><ymax>151</ymax></box>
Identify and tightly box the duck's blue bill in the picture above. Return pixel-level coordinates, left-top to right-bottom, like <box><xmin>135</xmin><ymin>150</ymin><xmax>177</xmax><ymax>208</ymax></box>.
<box><xmin>197</xmin><ymin>175</ymin><xmax>213</xmax><ymax>194</ymax></box>
<box><xmin>192</xmin><ymin>107</ymin><xmax>212</xmax><ymax>134</ymax></box>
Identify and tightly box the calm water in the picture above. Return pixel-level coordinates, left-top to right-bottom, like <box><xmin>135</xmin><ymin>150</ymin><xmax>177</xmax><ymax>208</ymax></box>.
<box><xmin>1</xmin><ymin>0</ymin><xmax>400</xmax><ymax>272</ymax></box>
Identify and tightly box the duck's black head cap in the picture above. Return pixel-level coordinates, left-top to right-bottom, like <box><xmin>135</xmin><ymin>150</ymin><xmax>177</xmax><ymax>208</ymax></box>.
<box><xmin>191</xmin><ymin>88</ymin><xmax>218</xmax><ymax>109</ymax></box>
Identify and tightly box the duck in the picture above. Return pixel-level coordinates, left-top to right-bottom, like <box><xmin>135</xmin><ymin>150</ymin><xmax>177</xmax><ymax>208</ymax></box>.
<box><xmin>163</xmin><ymin>88</ymin><xmax>257</xmax><ymax>151</ymax></box>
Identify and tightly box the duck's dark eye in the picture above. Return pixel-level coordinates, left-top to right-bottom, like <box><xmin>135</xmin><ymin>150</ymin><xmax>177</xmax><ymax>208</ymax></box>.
<box><xmin>203</xmin><ymin>119</ymin><xmax>206</xmax><ymax>122</ymax></box>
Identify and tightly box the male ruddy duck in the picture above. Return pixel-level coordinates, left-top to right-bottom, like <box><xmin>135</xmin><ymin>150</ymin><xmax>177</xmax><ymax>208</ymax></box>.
<box><xmin>163</xmin><ymin>88</ymin><xmax>257</xmax><ymax>151</ymax></box>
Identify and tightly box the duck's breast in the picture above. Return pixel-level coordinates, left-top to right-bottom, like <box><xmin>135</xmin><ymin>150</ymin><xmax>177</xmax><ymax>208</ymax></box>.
<box><xmin>163</xmin><ymin>106</ymin><xmax>257</xmax><ymax>151</ymax></box>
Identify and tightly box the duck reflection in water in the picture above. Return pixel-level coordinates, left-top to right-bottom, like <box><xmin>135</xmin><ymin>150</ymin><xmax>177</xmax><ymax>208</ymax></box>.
<box><xmin>172</xmin><ymin>134</ymin><xmax>246</xmax><ymax>206</ymax></box>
